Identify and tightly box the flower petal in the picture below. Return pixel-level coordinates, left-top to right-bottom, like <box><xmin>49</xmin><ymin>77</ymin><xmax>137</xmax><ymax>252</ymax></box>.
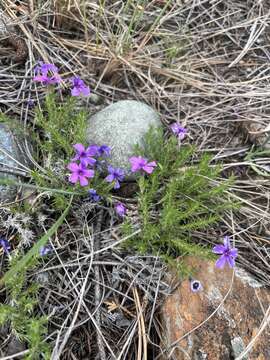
<box><xmin>41</xmin><ymin>63</ymin><xmax>58</xmax><ymax>73</ymax></box>
<box><xmin>71</xmin><ymin>87</ymin><xmax>81</xmax><ymax>96</ymax></box>
<box><xmin>223</xmin><ymin>236</ymin><xmax>230</xmax><ymax>249</ymax></box>
<box><xmin>178</xmin><ymin>132</ymin><xmax>186</xmax><ymax>140</ymax></box>
<box><xmin>130</xmin><ymin>164</ymin><xmax>140</xmax><ymax>172</ymax></box>
<box><xmin>73</xmin><ymin>143</ymin><xmax>85</xmax><ymax>153</ymax></box>
<box><xmin>80</xmin><ymin>158</ymin><xmax>89</xmax><ymax>167</ymax></box>
<box><xmin>87</xmin><ymin>145</ymin><xmax>99</xmax><ymax>156</ymax></box>
<box><xmin>129</xmin><ymin>157</ymin><xmax>141</xmax><ymax>171</ymax></box>
<box><xmin>212</xmin><ymin>244</ymin><xmax>226</xmax><ymax>254</ymax></box>
<box><xmin>143</xmin><ymin>162</ymin><xmax>157</xmax><ymax>174</ymax></box>
<box><xmin>67</xmin><ymin>162</ymin><xmax>79</xmax><ymax>171</ymax></box>
<box><xmin>227</xmin><ymin>256</ymin><xmax>235</xmax><ymax>268</ymax></box>
<box><xmin>98</xmin><ymin>145</ymin><xmax>111</xmax><ymax>157</ymax></box>
<box><xmin>117</xmin><ymin>168</ymin><xmax>125</xmax><ymax>177</ymax></box>
<box><xmin>79</xmin><ymin>176</ymin><xmax>88</xmax><ymax>186</ymax></box>
<box><xmin>81</xmin><ymin>86</ymin><xmax>90</xmax><ymax>96</ymax></box>
<box><xmin>129</xmin><ymin>156</ymin><xmax>138</xmax><ymax>164</ymax></box>
<box><xmin>115</xmin><ymin>202</ymin><xmax>126</xmax><ymax>216</ymax></box>
<box><xmin>215</xmin><ymin>255</ymin><xmax>227</xmax><ymax>269</ymax></box>
<box><xmin>170</xmin><ymin>123</ymin><xmax>180</xmax><ymax>134</ymax></box>
<box><xmin>49</xmin><ymin>74</ymin><xmax>62</xmax><ymax>84</ymax></box>
<box><xmin>142</xmin><ymin>165</ymin><xmax>153</xmax><ymax>174</ymax></box>
<box><xmin>71</xmin><ymin>154</ymin><xmax>80</xmax><ymax>162</ymax></box>
<box><xmin>88</xmin><ymin>157</ymin><xmax>96</xmax><ymax>166</ymax></box>
<box><xmin>105</xmin><ymin>174</ymin><xmax>115</xmax><ymax>183</ymax></box>
<box><xmin>107</xmin><ymin>165</ymin><xmax>114</xmax><ymax>174</ymax></box>
<box><xmin>83</xmin><ymin>169</ymin><xmax>95</xmax><ymax>178</ymax></box>
<box><xmin>33</xmin><ymin>75</ymin><xmax>48</xmax><ymax>83</ymax></box>
<box><xmin>229</xmin><ymin>248</ymin><xmax>238</xmax><ymax>258</ymax></box>
<box><xmin>69</xmin><ymin>173</ymin><xmax>79</xmax><ymax>183</ymax></box>
<box><xmin>114</xmin><ymin>180</ymin><xmax>120</xmax><ymax>189</ymax></box>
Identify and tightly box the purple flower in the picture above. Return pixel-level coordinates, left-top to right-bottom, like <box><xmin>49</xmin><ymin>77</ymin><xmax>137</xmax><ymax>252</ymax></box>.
<box><xmin>212</xmin><ymin>236</ymin><xmax>238</xmax><ymax>269</ymax></box>
<box><xmin>115</xmin><ymin>202</ymin><xmax>126</xmax><ymax>217</ymax></box>
<box><xmin>105</xmin><ymin>166</ymin><xmax>125</xmax><ymax>189</ymax></box>
<box><xmin>190</xmin><ymin>280</ymin><xmax>202</xmax><ymax>293</ymax></box>
<box><xmin>0</xmin><ymin>238</ymin><xmax>11</xmax><ymax>254</ymax></box>
<box><xmin>67</xmin><ymin>162</ymin><xmax>95</xmax><ymax>187</ymax></box>
<box><xmin>129</xmin><ymin>156</ymin><xmax>157</xmax><ymax>174</ymax></box>
<box><xmin>27</xmin><ymin>99</ymin><xmax>35</xmax><ymax>107</ymax></box>
<box><xmin>97</xmin><ymin>145</ymin><xmax>111</xmax><ymax>157</ymax></box>
<box><xmin>72</xmin><ymin>143</ymin><xmax>97</xmax><ymax>167</ymax></box>
<box><xmin>89</xmin><ymin>189</ymin><xmax>101</xmax><ymax>202</ymax></box>
<box><xmin>170</xmin><ymin>122</ymin><xmax>187</xmax><ymax>140</ymax></box>
<box><xmin>71</xmin><ymin>77</ymin><xmax>90</xmax><ymax>97</ymax></box>
<box><xmin>33</xmin><ymin>62</ymin><xmax>61</xmax><ymax>85</ymax></box>
<box><xmin>39</xmin><ymin>245</ymin><xmax>52</xmax><ymax>256</ymax></box>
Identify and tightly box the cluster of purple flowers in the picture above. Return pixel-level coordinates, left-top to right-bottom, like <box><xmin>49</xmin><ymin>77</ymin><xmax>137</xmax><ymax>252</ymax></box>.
<box><xmin>67</xmin><ymin>143</ymin><xmax>111</xmax><ymax>187</ymax></box>
<box><xmin>33</xmin><ymin>62</ymin><xmax>90</xmax><ymax>97</ymax></box>
<box><xmin>67</xmin><ymin>143</ymin><xmax>158</xmax><ymax>217</ymax></box>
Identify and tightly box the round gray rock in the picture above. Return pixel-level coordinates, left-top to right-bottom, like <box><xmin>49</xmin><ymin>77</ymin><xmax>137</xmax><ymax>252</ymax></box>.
<box><xmin>0</xmin><ymin>123</ymin><xmax>30</xmax><ymax>204</ymax></box>
<box><xmin>86</xmin><ymin>100</ymin><xmax>162</xmax><ymax>176</ymax></box>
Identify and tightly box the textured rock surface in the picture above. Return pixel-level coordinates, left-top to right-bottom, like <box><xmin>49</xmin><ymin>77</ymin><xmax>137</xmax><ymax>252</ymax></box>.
<box><xmin>160</xmin><ymin>256</ymin><xmax>270</xmax><ymax>360</ymax></box>
<box><xmin>0</xmin><ymin>123</ymin><xmax>30</xmax><ymax>203</ymax></box>
<box><xmin>86</xmin><ymin>100</ymin><xmax>161</xmax><ymax>175</ymax></box>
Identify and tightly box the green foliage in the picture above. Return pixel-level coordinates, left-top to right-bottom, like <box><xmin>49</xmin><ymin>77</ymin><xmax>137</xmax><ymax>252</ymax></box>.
<box><xmin>0</xmin><ymin>199</ymin><xmax>72</xmax><ymax>358</ymax></box>
<box><xmin>0</xmin><ymin>255</ymin><xmax>51</xmax><ymax>359</ymax></box>
<box><xmin>34</xmin><ymin>92</ymin><xmax>87</xmax><ymax>160</ymax></box>
<box><xmin>28</xmin><ymin>93</ymin><xmax>87</xmax><ymax>209</ymax></box>
<box><xmin>30</xmin><ymin>92</ymin><xmax>112</xmax><ymax>209</ymax></box>
<box><xmin>124</xmin><ymin>128</ymin><xmax>235</xmax><ymax>268</ymax></box>
<box><xmin>2</xmin><ymin>197</ymin><xmax>72</xmax><ymax>285</ymax></box>
<box><xmin>245</xmin><ymin>145</ymin><xmax>270</xmax><ymax>177</ymax></box>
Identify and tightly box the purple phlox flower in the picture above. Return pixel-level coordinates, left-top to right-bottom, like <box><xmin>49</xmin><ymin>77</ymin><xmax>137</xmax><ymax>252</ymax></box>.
<box><xmin>27</xmin><ymin>99</ymin><xmax>35</xmax><ymax>107</ymax></box>
<box><xmin>190</xmin><ymin>279</ymin><xmax>202</xmax><ymax>293</ymax></box>
<box><xmin>170</xmin><ymin>122</ymin><xmax>187</xmax><ymax>140</ymax></box>
<box><xmin>71</xmin><ymin>76</ymin><xmax>90</xmax><ymax>97</ymax></box>
<box><xmin>105</xmin><ymin>166</ymin><xmax>125</xmax><ymax>189</ymax></box>
<box><xmin>97</xmin><ymin>145</ymin><xmax>111</xmax><ymax>158</ymax></box>
<box><xmin>0</xmin><ymin>238</ymin><xmax>11</xmax><ymax>254</ymax></box>
<box><xmin>67</xmin><ymin>162</ymin><xmax>95</xmax><ymax>187</ymax></box>
<box><xmin>115</xmin><ymin>202</ymin><xmax>126</xmax><ymax>217</ymax></box>
<box><xmin>33</xmin><ymin>62</ymin><xmax>61</xmax><ymax>85</ymax></box>
<box><xmin>212</xmin><ymin>236</ymin><xmax>238</xmax><ymax>269</ymax></box>
<box><xmin>129</xmin><ymin>156</ymin><xmax>157</xmax><ymax>174</ymax></box>
<box><xmin>89</xmin><ymin>189</ymin><xmax>101</xmax><ymax>202</ymax></box>
<box><xmin>72</xmin><ymin>143</ymin><xmax>97</xmax><ymax>167</ymax></box>
<box><xmin>39</xmin><ymin>245</ymin><xmax>52</xmax><ymax>256</ymax></box>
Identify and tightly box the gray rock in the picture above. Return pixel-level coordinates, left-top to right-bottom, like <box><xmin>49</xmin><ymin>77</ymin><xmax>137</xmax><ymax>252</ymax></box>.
<box><xmin>0</xmin><ymin>123</ymin><xmax>30</xmax><ymax>203</ymax></box>
<box><xmin>231</xmin><ymin>337</ymin><xmax>248</xmax><ymax>360</ymax></box>
<box><xmin>86</xmin><ymin>100</ymin><xmax>161</xmax><ymax>176</ymax></box>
